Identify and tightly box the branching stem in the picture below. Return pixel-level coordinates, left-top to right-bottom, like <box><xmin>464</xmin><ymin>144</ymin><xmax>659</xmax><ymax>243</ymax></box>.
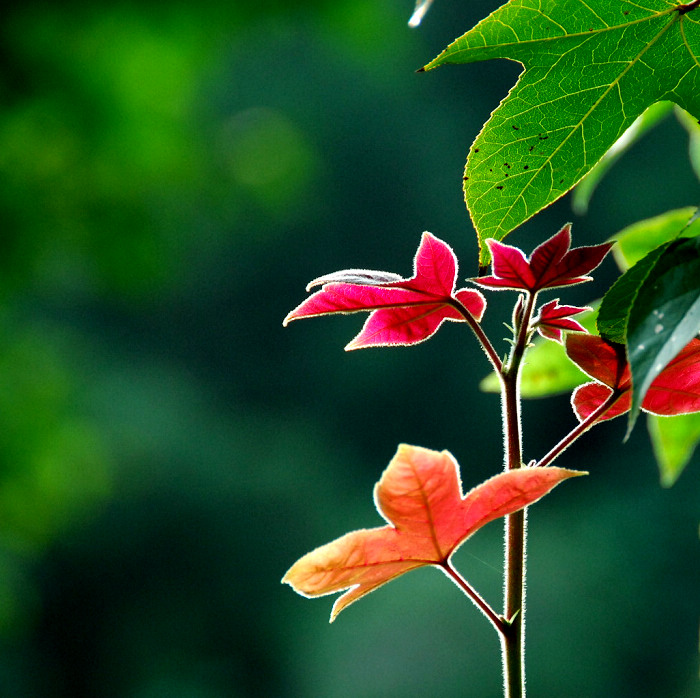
<box><xmin>499</xmin><ymin>290</ymin><xmax>537</xmax><ymax>698</ymax></box>
<box><xmin>441</xmin><ymin>560</ymin><xmax>506</xmax><ymax>636</ymax></box>
<box><xmin>536</xmin><ymin>389</ymin><xmax>623</xmax><ymax>469</ymax></box>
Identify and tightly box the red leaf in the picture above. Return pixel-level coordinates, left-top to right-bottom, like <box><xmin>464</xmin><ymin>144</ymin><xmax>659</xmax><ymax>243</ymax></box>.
<box><xmin>570</xmin><ymin>383</ymin><xmax>631</xmax><ymax>422</ymax></box>
<box><xmin>474</xmin><ymin>224</ymin><xmax>612</xmax><ymax>293</ymax></box>
<box><xmin>283</xmin><ymin>233</ymin><xmax>486</xmax><ymax>349</ymax></box>
<box><xmin>566</xmin><ymin>335</ymin><xmax>700</xmax><ymax>421</ymax></box>
<box><xmin>565</xmin><ymin>333</ymin><xmax>629</xmax><ymax>389</ymax></box>
<box><xmin>533</xmin><ymin>299</ymin><xmax>589</xmax><ymax>343</ymax></box>
<box><xmin>283</xmin><ymin>444</ymin><xmax>584</xmax><ymax>621</ymax></box>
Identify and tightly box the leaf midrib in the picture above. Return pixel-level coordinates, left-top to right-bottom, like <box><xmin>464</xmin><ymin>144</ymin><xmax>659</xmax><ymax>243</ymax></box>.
<box><xmin>439</xmin><ymin>7</ymin><xmax>676</xmax><ymax>64</ymax></box>
<box><xmin>485</xmin><ymin>11</ymin><xmax>680</xmax><ymax>238</ymax></box>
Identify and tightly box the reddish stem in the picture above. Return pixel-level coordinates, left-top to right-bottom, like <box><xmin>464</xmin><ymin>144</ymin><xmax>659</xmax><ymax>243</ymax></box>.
<box><xmin>499</xmin><ymin>290</ymin><xmax>537</xmax><ymax>698</ymax></box>
<box><xmin>450</xmin><ymin>297</ymin><xmax>503</xmax><ymax>372</ymax></box>
<box><xmin>440</xmin><ymin>560</ymin><xmax>506</xmax><ymax>636</ymax></box>
<box><xmin>535</xmin><ymin>389</ymin><xmax>623</xmax><ymax>469</ymax></box>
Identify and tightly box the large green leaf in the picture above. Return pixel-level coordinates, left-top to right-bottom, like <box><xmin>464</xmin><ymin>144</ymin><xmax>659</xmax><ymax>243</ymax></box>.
<box><xmin>422</xmin><ymin>0</ymin><xmax>700</xmax><ymax>264</ymax></box>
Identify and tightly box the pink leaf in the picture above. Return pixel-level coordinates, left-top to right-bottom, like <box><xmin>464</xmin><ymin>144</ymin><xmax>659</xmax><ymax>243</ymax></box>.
<box><xmin>566</xmin><ymin>335</ymin><xmax>700</xmax><ymax>421</ymax></box>
<box><xmin>283</xmin><ymin>444</ymin><xmax>585</xmax><ymax>621</ymax></box>
<box><xmin>570</xmin><ymin>383</ymin><xmax>631</xmax><ymax>421</ymax></box>
<box><xmin>284</xmin><ymin>233</ymin><xmax>486</xmax><ymax>349</ymax></box>
<box><xmin>474</xmin><ymin>224</ymin><xmax>613</xmax><ymax>293</ymax></box>
<box><xmin>533</xmin><ymin>299</ymin><xmax>589</xmax><ymax>343</ymax></box>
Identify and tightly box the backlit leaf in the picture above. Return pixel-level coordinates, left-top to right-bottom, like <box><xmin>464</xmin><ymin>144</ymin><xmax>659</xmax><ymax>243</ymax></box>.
<box><xmin>422</xmin><ymin>1</ymin><xmax>700</xmax><ymax>262</ymax></box>
<box><xmin>534</xmin><ymin>299</ymin><xmax>589</xmax><ymax>343</ymax></box>
<box><xmin>626</xmin><ymin>235</ymin><xmax>700</xmax><ymax>433</ymax></box>
<box><xmin>566</xmin><ymin>334</ymin><xmax>700</xmax><ymax>422</ymax></box>
<box><xmin>283</xmin><ymin>444</ymin><xmax>584</xmax><ymax>621</ymax></box>
<box><xmin>473</xmin><ymin>224</ymin><xmax>612</xmax><ymax>293</ymax></box>
<box><xmin>284</xmin><ymin>233</ymin><xmax>486</xmax><ymax>349</ymax></box>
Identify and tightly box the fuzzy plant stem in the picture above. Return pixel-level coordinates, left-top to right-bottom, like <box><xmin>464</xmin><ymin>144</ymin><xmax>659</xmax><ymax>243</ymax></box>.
<box><xmin>536</xmin><ymin>389</ymin><xmax>623</xmax><ymax>469</ymax></box>
<box><xmin>450</xmin><ymin>297</ymin><xmax>502</xmax><ymax>372</ymax></box>
<box><xmin>499</xmin><ymin>291</ymin><xmax>537</xmax><ymax>698</ymax></box>
<box><xmin>441</xmin><ymin>559</ymin><xmax>506</xmax><ymax>636</ymax></box>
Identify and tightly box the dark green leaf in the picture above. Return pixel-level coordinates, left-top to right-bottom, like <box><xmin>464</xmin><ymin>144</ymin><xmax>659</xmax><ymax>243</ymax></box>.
<box><xmin>597</xmin><ymin>244</ymin><xmax>669</xmax><ymax>344</ymax></box>
<box><xmin>627</xmin><ymin>236</ymin><xmax>700</xmax><ymax>435</ymax></box>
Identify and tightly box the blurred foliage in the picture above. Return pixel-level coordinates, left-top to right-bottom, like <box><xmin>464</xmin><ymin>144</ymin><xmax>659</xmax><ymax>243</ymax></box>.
<box><xmin>0</xmin><ymin>0</ymin><xmax>696</xmax><ymax>696</ymax></box>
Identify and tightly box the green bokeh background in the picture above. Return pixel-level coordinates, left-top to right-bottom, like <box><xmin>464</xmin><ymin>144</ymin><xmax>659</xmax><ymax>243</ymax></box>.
<box><xmin>0</xmin><ymin>1</ymin><xmax>698</xmax><ymax>696</ymax></box>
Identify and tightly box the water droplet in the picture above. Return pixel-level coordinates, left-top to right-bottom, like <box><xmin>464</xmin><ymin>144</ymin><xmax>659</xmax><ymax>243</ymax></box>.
<box><xmin>409</xmin><ymin>0</ymin><xmax>435</xmax><ymax>27</ymax></box>
<box><xmin>654</xmin><ymin>324</ymin><xmax>664</xmax><ymax>334</ymax></box>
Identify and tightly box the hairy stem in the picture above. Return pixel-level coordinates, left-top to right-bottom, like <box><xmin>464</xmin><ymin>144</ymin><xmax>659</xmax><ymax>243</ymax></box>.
<box><xmin>441</xmin><ymin>560</ymin><xmax>506</xmax><ymax>636</ymax></box>
<box><xmin>451</xmin><ymin>297</ymin><xmax>502</xmax><ymax>372</ymax></box>
<box><xmin>536</xmin><ymin>389</ymin><xmax>623</xmax><ymax>469</ymax></box>
<box><xmin>500</xmin><ymin>291</ymin><xmax>537</xmax><ymax>698</ymax></box>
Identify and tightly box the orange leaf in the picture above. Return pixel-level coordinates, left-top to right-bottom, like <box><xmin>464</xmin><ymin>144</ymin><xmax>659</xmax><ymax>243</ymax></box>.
<box><xmin>283</xmin><ymin>444</ymin><xmax>584</xmax><ymax>621</ymax></box>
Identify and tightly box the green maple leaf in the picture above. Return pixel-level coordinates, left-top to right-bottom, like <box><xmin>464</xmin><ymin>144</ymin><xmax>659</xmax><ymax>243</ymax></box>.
<box><xmin>422</xmin><ymin>0</ymin><xmax>700</xmax><ymax>265</ymax></box>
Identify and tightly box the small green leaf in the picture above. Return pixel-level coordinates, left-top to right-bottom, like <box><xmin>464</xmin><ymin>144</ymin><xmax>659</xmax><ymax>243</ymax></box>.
<box><xmin>572</xmin><ymin>102</ymin><xmax>674</xmax><ymax>215</ymax></box>
<box><xmin>626</xmin><ymin>236</ymin><xmax>700</xmax><ymax>435</ymax></box>
<box><xmin>609</xmin><ymin>207</ymin><xmax>700</xmax><ymax>271</ymax></box>
<box><xmin>648</xmin><ymin>413</ymin><xmax>700</xmax><ymax>486</ymax></box>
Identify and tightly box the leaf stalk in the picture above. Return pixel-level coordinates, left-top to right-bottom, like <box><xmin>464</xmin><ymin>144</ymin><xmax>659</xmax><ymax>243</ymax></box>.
<box><xmin>441</xmin><ymin>560</ymin><xmax>506</xmax><ymax>636</ymax></box>
<box><xmin>451</xmin><ymin>297</ymin><xmax>503</xmax><ymax>372</ymax></box>
<box><xmin>536</xmin><ymin>389</ymin><xmax>623</xmax><ymax>469</ymax></box>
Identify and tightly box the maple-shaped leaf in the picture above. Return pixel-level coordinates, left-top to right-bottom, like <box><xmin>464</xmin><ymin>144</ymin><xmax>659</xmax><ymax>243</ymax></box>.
<box><xmin>533</xmin><ymin>299</ymin><xmax>589</xmax><ymax>343</ymax></box>
<box><xmin>421</xmin><ymin>0</ymin><xmax>700</xmax><ymax>263</ymax></box>
<box><xmin>565</xmin><ymin>334</ymin><xmax>700</xmax><ymax>422</ymax></box>
<box><xmin>473</xmin><ymin>224</ymin><xmax>612</xmax><ymax>293</ymax></box>
<box><xmin>283</xmin><ymin>444</ymin><xmax>584</xmax><ymax>621</ymax></box>
<box><xmin>283</xmin><ymin>233</ymin><xmax>486</xmax><ymax>349</ymax></box>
